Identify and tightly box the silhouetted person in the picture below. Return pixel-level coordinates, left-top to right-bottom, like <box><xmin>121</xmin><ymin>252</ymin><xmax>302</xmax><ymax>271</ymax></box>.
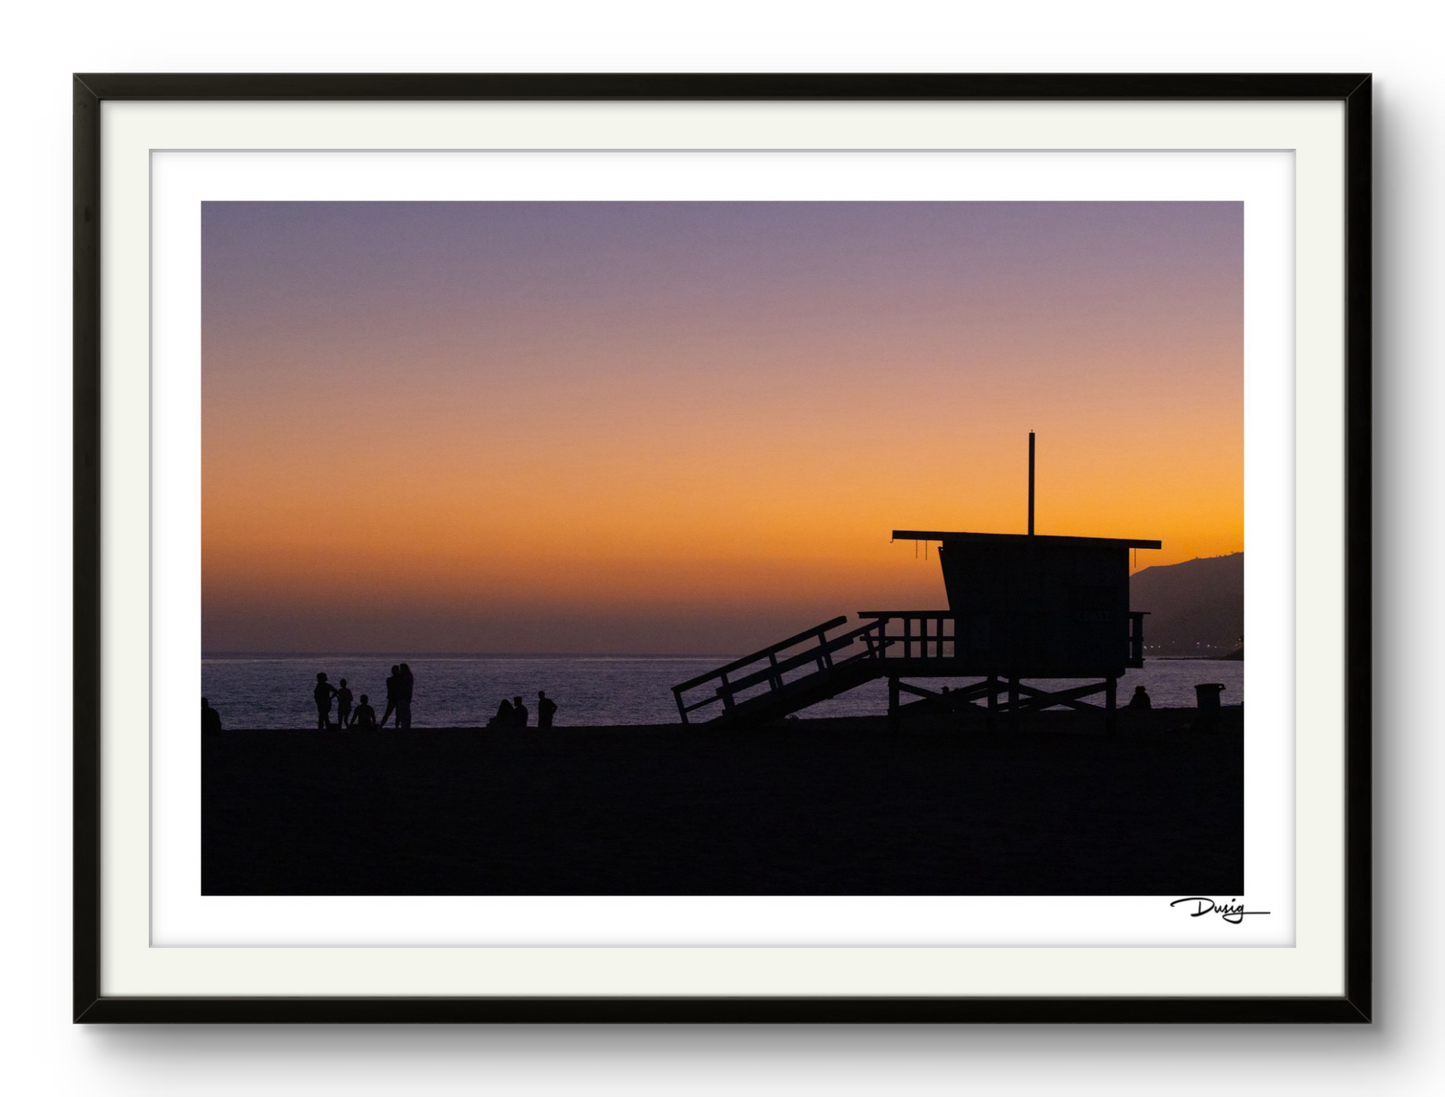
<box><xmin>513</xmin><ymin>695</ymin><xmax>528</xmax><ymax>728</ymax></box>
<box><xmin>537</xmin><ymin>690</ymin><xmax>557</xmax><ymax>729</ymax></box>
<box><xmin>379</xmin><ymin>665</ymin><xmax>400</xmax><ymax>728</ymax></box>
<box><xmin>1128</xmin><ymin>685</ymin><xmax>1152</xmax><ymax>711</ymax></box>
<box><xmin>489</xmin><ymin>698</ymin><xmax>514</xmax><ymax>728</ymax></box>
<box><xmin>351</xmin><ymin>693</ymin><xmax>377</xmax><ymax>729</ymax></box>
<box><xmin>313</xmin><ymin>672</ymin><xmax>338</xmax><ymax>729</ymax></box>
<box><xmin>202</xmin><ymin>697</ymin><xmax>222</xmax><ymax>735</ymax></box>
<box><xmin>397</xmin><ymin>663</ymin><xmax>414</xmax><ymax>729</ymax></box>
<box><xmin>336</xmin><ymin>678</ymin><xmax>354</xmax><ymax>728</ymax></box>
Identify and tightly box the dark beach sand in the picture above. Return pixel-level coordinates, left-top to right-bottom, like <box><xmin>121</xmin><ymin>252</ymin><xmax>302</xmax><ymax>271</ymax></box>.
<box><xmin>202</xmin><ymin>708</ymin><xmax>1243</xmax><ymax>896</ymax></box>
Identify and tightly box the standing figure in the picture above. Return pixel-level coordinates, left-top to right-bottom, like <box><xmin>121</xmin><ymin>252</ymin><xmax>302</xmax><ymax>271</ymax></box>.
<box><xmin>313</xmin><ymin>672</ymin><xmax>338</xmax><ymax>729</ymax></box>
<box><xmin>202</xmin><ymin>697</ymin><xmax>223</xmax><ymax>735</ymax></box>
<box><xmin>512</xmin><ymin>695</ymin><xmax>529</xmax><ymax>729</ymax></box>
<box><xmin>379</xmin><ymin>665</ymin><xmax>400</xmax><ymax>728</ymax></box>
<box><xmin>397</xmin><ymin>663</ymin><xmax>414</xmax><ymax>730</ymax></box>
<box><xmin>336</xmin><ymin>678</ymin><xmax>354</xmax><ymax>728</ymax></box>
<box><xmin>537</xmin><ymin>691</ymin><xmax>557</xmax><ymax>729</ymax></box>
<box><xmin>351</xmin><ymin>693</ymin><xmax>377</xmax><ymax>729</ymax></box>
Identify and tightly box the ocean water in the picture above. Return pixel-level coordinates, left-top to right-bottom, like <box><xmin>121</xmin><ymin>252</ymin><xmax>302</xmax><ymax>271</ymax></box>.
<box><xmin>202</xmin><ymin>654</ymin><xmax>1244</xmax><ymax>729</ymax></box>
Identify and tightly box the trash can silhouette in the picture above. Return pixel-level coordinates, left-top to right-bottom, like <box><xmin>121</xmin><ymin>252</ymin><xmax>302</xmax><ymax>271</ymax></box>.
<box><xmin>1194</xmin><ymin>683</ymin><xmax>1225</xmax><ymax>725</ymax></box>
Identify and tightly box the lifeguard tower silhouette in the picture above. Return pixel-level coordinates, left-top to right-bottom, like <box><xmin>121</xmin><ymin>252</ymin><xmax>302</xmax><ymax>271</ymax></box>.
<box><xmin>672</xmin><ymin>433</ymin><xmax>1160</xmax><ymax>730</ymax></box>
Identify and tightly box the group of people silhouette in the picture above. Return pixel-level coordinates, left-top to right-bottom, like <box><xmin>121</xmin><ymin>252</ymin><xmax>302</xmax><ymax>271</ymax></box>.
<box><xmin>314</xmin><ymin>664</ymin><xmax>414</xmax><ymax>730</ymax></box>
<box><xmin>488</xmin><ymin>691</ymin><xmax>558</xmax><ymax>729</ymax></box>
<box><xmin>203</xmin><ymin>669</ymin><xmax>562</xmax><ymax>731</ymax></box>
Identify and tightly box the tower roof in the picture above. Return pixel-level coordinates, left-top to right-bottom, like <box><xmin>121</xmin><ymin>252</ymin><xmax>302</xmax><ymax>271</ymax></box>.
<box><xmin>891</xmin><ymin>530</ymin><xmax>1161</xmax><ymax>549</ymax></box>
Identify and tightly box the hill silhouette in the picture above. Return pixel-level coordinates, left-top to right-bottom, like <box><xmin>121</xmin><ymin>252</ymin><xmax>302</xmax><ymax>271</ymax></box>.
<box><xmin>1130</xmin><ymin>552</ymin><xmax>1243</xmax><ymax>657</ymax></box>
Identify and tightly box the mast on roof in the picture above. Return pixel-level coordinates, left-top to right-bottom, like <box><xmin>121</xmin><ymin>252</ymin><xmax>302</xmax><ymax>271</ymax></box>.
<box><xmin>1028</xmin><ymin>431</ymin><xmax>1036</xmax><ymax>536</ymax></box>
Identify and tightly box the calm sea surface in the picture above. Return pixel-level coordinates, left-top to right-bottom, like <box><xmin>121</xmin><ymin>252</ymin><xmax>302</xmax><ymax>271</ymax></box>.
<box><xmin>202</xmin><ymin>655</ymin><xmax>1244</xmax><ymax>729</ymax></box>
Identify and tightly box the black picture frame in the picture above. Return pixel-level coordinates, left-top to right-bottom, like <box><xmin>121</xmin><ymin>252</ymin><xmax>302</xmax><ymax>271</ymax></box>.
<box><xmin>73</xmin><ymin>72</ymin><xmax>1372</xmax><ymax>1023</ymax></box>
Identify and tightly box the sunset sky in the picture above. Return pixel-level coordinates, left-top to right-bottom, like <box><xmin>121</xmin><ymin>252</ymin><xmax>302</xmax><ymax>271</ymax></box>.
<box><xmin>202</xmin><ymin>201</ymin><xmax>1242</xmax><ymax>654</ymax></box>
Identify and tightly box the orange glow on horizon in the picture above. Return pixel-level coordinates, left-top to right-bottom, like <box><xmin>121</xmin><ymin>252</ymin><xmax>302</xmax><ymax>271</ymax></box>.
<box><xmin>203</xmin><ymin>201</ymin><xmax>1242</xmax><ymax>653</ymax></box>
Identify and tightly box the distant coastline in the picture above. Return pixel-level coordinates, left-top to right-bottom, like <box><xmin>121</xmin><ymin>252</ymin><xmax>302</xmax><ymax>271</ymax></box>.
<box><xmin>1131</xmin><ymin>552</ymin><xmax>1243</xmax><ymax>656</ymax></box>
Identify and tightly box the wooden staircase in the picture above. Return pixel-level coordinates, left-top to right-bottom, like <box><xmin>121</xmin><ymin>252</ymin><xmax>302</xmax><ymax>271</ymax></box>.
<box><xmin>671</xmin><ymin>616</ymin><xmax>891</xmax><ymax>727</ymax></box>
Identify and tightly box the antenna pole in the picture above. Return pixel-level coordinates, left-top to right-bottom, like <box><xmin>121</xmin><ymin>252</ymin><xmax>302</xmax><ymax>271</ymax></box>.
<box><xmin>1028</xmin><ymin>431</ymin><xmax>1035</xmax><ymax>536</ymax></box>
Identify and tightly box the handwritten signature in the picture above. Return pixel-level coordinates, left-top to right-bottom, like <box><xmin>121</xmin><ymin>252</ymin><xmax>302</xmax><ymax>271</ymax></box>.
<box><xmin>1170</xmin><ymin>897</ymin><xmax>1271</xmax><ymax>925</ymax></box>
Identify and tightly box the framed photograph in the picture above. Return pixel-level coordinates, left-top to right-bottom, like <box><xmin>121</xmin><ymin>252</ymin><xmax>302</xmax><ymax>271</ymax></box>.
<box><xmin>74</xmin><ymin>73</ymin><xmax>1371</xmax><ymax>1022</ymax></box>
